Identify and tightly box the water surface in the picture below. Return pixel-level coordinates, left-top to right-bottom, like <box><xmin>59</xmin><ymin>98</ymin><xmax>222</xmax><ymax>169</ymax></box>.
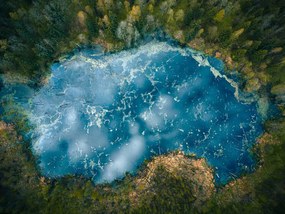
<box><xmin>1</xmin><ymin>41</ymin><xmax>263</xmax><ymax>184</ymax></box>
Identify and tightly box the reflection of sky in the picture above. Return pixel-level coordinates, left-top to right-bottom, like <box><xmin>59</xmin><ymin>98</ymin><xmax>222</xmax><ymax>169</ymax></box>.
<box><xmin>8</xmin><ymin>41</ymin><xmax>264</xmax><ymax>184</ymax></box>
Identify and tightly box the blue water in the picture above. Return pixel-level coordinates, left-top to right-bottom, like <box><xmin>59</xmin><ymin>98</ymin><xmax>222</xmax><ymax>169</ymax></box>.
<box><xmin>0</xmin><ymin>41</ymin><xmax>264</xmax><ymax>185</ymax></box>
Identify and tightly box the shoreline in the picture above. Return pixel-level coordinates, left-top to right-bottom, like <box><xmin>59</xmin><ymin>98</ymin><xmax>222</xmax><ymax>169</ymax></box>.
<box><xmin>0</xmin><ymin>39</ymin><xmax>268</xmax><ymax>187</ymax></box>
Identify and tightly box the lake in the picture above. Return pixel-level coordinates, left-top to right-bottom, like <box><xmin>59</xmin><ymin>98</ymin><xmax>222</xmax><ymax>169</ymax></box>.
<box><xmin>0</xmin><ymin>41</ymin><xmax>264</xmax><ymax>185</ymax></box>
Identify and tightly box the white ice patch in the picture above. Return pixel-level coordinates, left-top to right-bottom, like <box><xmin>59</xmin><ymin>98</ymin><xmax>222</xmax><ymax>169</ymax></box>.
<box><xmin>191</xmin><ymin>52</ymin><xmax>241</xmax><ymax>101</ymax></box>
<box><xmin>86</xmin><ymin>106</ymin><xmax>109</xmax><ymax>129</ymax></box>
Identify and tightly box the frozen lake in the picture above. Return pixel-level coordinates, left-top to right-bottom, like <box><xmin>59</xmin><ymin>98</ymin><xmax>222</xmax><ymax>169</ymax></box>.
<box><xmin>1</xmin><ymin>41</ymin><xmax>263</xmax><ymax>184</ymax></box>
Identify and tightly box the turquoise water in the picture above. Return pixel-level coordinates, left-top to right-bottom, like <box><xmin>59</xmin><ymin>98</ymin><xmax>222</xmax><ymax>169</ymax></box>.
<box><xmin>0</xmin><ymin>41</ymin><xmax>264</xmax><ymax>185</ymax></box>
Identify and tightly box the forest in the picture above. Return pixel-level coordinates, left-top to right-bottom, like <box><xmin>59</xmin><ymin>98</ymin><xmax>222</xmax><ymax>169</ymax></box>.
<box><xmin>0</xmin><ymin>0</ymin><xmax>285</xmax><ymax>213</ymax></box>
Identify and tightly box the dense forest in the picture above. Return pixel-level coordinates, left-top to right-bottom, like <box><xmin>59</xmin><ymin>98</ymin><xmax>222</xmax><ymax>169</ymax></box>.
<box><xmin>0</xmin><ymin>0</ymin><xmax>285</xmax><ymax>213</ymax></box>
